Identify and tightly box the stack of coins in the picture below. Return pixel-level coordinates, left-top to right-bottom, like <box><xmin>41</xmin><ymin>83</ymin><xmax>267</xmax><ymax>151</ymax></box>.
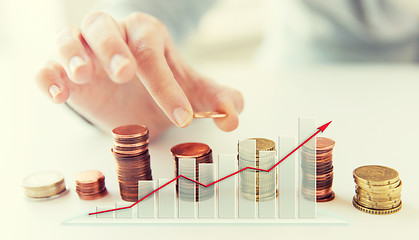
<box><xmin>22</xmin><ymin>171</ymin><xmax>68</xmax><ymax>200</ymax></box>
<box><xmin>171</xmin><ymin>142</ymin><xmax>213</xmax><ymax>201</ymax></box>
<box><xmin>353</xmin><ymin>165</ymin><xmax>402</xmax><ymax>215</ymax></box>
<box><xmin>112</xmin><ymin>125</ymin><xmax>152</xmax><ymax>202</ymax></box>
<box><xmin>238</xmin><ymin>138</ymin><xmax>277</xmax><ymax>202</ymax></box>
<box><xmin>301</xmin><ymin>137</ymin><xmax>336</xmax><ymax>202</ymax></box>
<box><xmin>75</xmin><ymin>170</ymin><xmax>107</xmax><ymax>200</ymax></box>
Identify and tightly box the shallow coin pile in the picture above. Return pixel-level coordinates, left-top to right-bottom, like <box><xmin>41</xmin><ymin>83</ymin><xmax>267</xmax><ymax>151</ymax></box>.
<box><xmin>353</xmin><ymin>165</ymin><xmax>402</xmax><ymax>215</ymax></box>
<box><xmin>238</xmin><ymin>138</ymin><xmax>277</xmax><ymax>202</ymax></box>
<box><xmin>301</xmin><ymin>137</ymin><xmax>336</xmax><ymax>202</ymax></box>
<box><xmin>22</xmin><ymin>171</ymin><xmax>68</xmax><ymax>200</ymax></box>
<box><xmin>75</xmin><ymin>170</ymin><xmax>107</xmax><ymax>200</ymax></box>
<box><xmin>171</xmin><ymin>142</ymin><xmax>213</xmax><ymax>201</ymax></box>
<box><xmin>112</xmin><ymin>125</ymin><xmax>152</xmax><ymax>202</ymax></box>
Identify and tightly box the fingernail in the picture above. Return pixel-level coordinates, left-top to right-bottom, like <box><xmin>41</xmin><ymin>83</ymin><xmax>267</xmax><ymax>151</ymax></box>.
<box><xmin>173</xmin><ymin>107</ymin><xmax>192</xmax><ymax>128</ymax></box>
<box><xmin>49</xmin><ymin>84</ymin><xmax>61</xmax><ymax>101</ymax></box>
<box><xmin>110</xmin><ymin>54</ymin><xmax>130</xmax><ymax>76</ymax></box>
<box><xmin>68</xmin><ymin>56</ymin><xmax>85</xmax><ymax>74</ymax></box>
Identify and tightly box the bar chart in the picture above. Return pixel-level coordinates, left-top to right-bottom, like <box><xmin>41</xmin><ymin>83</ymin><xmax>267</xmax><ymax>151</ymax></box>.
<box><xmin>65</xmin><ymin>118</ymin><xmax>344</xmax><ymax>224</ymax></box>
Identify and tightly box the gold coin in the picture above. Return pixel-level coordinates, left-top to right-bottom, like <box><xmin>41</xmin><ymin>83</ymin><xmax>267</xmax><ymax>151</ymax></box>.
<box><xmin>355</xmin><ymin>189</ymin><xmax>401</xmax><ymax>201</ymax></box>
<box><xmin>355</xmin><ymin>197</ymin><xmax>401</xmax><ymax>210</ymax></box>
<box><xmin>247</xmin><ymin>138</ymin><xmax>276</xmax><ymax>152</ymax></box>
<box><xmin>353</xmin><ymin>165</ymin><xmax>399</xmax><ymax>186</ymax></box>
<box><xmin>353</xmin><ymin>197</ymin><xmax>402</xmax><ymax>215</ymax></box>
<box><xmin>355</xmin><ymin>178</ymin><xmax>401</xmax><ymax>190</ymax></box>
<box><xmin>356</xmin><ymin>181</ymin><xmax>402</xmax><ymax>194</ymax></box>
<box><xmin>238</xmin><ymin>138</ymin><xmax>276</xmax><ymax>158</ymax></box>
<box><xmin>355</xmin><ymin>195</ymin><xmax>401</xmax><ymax>206</ymax></box>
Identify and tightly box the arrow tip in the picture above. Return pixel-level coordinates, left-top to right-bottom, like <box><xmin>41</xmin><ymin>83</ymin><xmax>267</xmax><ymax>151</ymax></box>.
<box><xmin>318</xmin><ymin>121</ymin><xmax>332</xmax><ymax>133</ymax></box>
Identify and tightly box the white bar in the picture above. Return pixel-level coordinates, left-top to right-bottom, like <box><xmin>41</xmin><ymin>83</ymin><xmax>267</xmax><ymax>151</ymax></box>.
<box><xmin>258</xmin><ymin>150</ymin><xmax>277</xmax><ymax>218</ymax></box>
<box><xmin>158</xmin><ymin>179</ymin><xmax>176</xmax><ymax>219</ymax></box>
<box><xmin>178</xmin><ymin>158</ymin><xmax>196</xmax><ymax>218</ymax></box>
<box><xmin>278</xmin><ymin>136</ymin><xmax>297</xmax><ymax>218</ymax></box>
<box><xmin>238</xmin><ymin>139</ymin><xmax>257</xmax><ymax>219</ymax></box>
<box><xmin>115</xmin><ymin>202</ymin><xmax>133</xmax><ymax>219</ymax></box>
<box><xmin>138</xmin><ymin>180</ymin><xmax>155</xmax><ymax>219</ymax></box>
<box><xmin>218</xmin><ymin>154</ymin><xmax>237</xmax><ymax>218</ymax></box>
<box><xmin>199</xmin><ymin>163</ymin><xmax>216</xmax><ymax>218</ymax></box>
<box><xmin>299</xmin><ymin>117</ymin><xmax>316</xmax><ymax>218</ymax></box>
<box><xmin>95</xmin><ymin>206</ymin><xmax>114</xmax><ymax>218</ymax></box>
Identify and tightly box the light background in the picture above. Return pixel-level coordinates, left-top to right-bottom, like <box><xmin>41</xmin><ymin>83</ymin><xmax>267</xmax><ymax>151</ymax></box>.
<box><xmin>1</xmin><ymin>0</ymin><xmax>419</xmax><ymax>239</ymax></box>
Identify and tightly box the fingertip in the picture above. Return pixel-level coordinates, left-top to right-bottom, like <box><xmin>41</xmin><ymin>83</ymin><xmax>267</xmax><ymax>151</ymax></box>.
<box><xmin>173</xmin><ymin>107</ymin><xmax>193</xmax><ymax>128</ymax></box>
<box><xmin>211</xmin><ymin>94</ymin><xmax>240</xmax><ymax>132</ymax></box>
<box><xmin>35</xmin><ymin>62</ymin><xmax>70</xmax><ymax>104</ymax></box>
<box><xmin>49</xmin><ymin>84</ymin><xmax>70</xmax><ymax>104</ymax></box>
<box><xmin>214</xmin><ymin>111</ymin><xmax>239</xmax><ymax>132</ymax></box>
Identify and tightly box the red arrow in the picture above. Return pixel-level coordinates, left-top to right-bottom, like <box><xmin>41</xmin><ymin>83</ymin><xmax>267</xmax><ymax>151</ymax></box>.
<box><xmin>89</xmin><ymin>121</ymin><xmax>332</xmax><ymax>215</ymax></box>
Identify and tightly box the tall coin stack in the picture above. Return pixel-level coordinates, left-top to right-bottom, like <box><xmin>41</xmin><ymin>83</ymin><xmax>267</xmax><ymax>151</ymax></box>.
<box><xmin>171</xmin><ymin>142</ymin><xmax>213</xmax><ymax>201</ymax></box>
<box><xmin>238</xmin><ymin>138</ymin><xmax>277</xmax><ymax>202</ymax></box>
<box><xmin>75</xmin><ymin>170</ymin><xmax>107</xmax><ymax>200</ymax></box>
<box><xmin>301</xmin><ymin>137</ymin><xmax>336</xmax><ymax>202</ymax></box>
<box><xmin>112</xmin><ymin>125</ymin><xmax>152</xmax><ymax>202</ymax></box>
<box><xmin>353</xmin><ymin>165</ymin><xmax>402</xmax><ymax>215</ymax></box>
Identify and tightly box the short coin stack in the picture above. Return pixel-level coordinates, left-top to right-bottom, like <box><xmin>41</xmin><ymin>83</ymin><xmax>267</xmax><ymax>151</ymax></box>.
<box><xmin>22</xmin><ymin>171</ymin><xmax>68</xmax><ymax>200</ymax></box>
<box><xmin>301</xmin><ymin>137</ymin><xmax>336</xmax><ymax>202</ymax></box>
<box><xmin>238</xmin><ymin>138</ymin><xmax>277</xmax><ymax>202</ymax></box>
<box><xmin>112</xmin><ymin>125</ymin><xmax>152</xmax><ymax>202</ymax></box>
<box><xmin>171</xmin><ymin>142</ymin><xmax>213</xmax><ymax>201</ymax></box>
<box><xmin>353</xmin><ymin>165</ymin><xmax>402</xmax><ymax>215</ymax></box>
<box><xmin>75</xmin><ymin>170</ymin><xmax>107</xmax><ymax>200</ymax></box>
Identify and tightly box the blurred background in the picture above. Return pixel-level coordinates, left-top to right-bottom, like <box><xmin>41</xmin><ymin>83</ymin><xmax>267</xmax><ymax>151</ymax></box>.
<box><xmin>3</xmin><ymin>0</ymin><xmax>419</xmax><ymax>173</ymax></box>
<box><xmin>2</xmin><ymin>1</ymin><xmax>419</xmax><ymax>237</ymax></box>
<box><xmin>3</xmin><ymin>0</ymin><xmax>419</xmax><ymax>179</ymax></box>
<box><xmin>0</xmin><ymin>0</ymin><xmax>269</xmax><ymax>147</ymax></box>
<box><xmin>0</xmin><ymin>0</ymin><xmax>271</xmax><ymax>211</ymax></box>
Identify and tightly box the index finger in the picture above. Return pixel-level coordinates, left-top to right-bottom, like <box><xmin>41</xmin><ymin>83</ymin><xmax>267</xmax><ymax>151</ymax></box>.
<box><xmin>123</xmin><ymin>13</ymin><xmax>193</xmax><ymax>128</ymax></box>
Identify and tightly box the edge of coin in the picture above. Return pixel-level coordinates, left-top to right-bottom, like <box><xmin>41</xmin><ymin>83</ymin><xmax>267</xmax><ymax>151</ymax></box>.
<box><xmin>352</xmin><ymin>197</ymin><xmax>402</xmax><ymax>215</ymax></box>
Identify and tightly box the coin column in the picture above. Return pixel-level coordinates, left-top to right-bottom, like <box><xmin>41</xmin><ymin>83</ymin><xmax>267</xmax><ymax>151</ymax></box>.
<box><xmin>301</xmin><ymin>137</ymin><xmax>336</xmax><ymax>202</ymax></box>
<box><xmin>353</xmin><ymin>165</ymin><xmax>402</xmax><ymax>215</ymax></box>
<box><xmin>112</xmin><ymin>125</ymin><xmax>153</xmax><ymax>202</ymax></box>
<box><xmin>238</xmin><ymin>138</ymin><xmax>277</xmax><ymax>202</ymax></box>
<box><xmin>171</xmin><ymin>142</ymin><xmax>214</xmax><ymax>202</ymax></box>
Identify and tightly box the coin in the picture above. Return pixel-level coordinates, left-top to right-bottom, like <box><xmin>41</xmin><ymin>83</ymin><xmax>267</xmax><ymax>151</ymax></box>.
<box><xmin>171</xmin><ymin>142</ymin><xmax>214</xmax><ymax>202</ymax></box>
<box><xmin>352</xmin><ymin>197</ymin><xmax>402</xmax><ymax>215</ymax></box>
<box><xmin>112</xmin><ymin>125</ymin><xmax>153</xmax><ymax>202</ymax></box>
<box><xmin>22</xmin><ymin>171</ymin><xmax>67</xmax><ymax>200</ymax></box>
<box><xmin>301</xmin><ymin>137</ymin><xmax>336</xmax><ymax>202</ymax></box>
<box><xmin>352</xmin><ymin>165</ymin><xmax>402</xmax><ymax>214</ymax></box>
<box><xmin>353</xmin><ymin>165</ymin><xmax>399</xmax><ymax>186</ymax></box>
<box><xmin>75</xmin><ymin>170</ymin><xmax>107</xmax><ymax>200</ymax></box>
<box><xmin>238</xmin><ymin>138</ymin><xmax>277</xmax><ymax>202</ymax></box>
<box><xmin>112</xmin><ymin>124</ymin><xmax>149</xmax><ymax>138</ymax></box>
<box><xmin>193</xmin><ymin>112</ymin><xmax>227</xmax><ymax>118</ymax></box>
<box><xmin>171</xmin><ymin>142</ymin><xmax>210</xmax><ymax>158</ymax></box>
<box><xmin>355</xmin><ymin>186</ymin><xmax>402</xmax><ymax>198</ymax></box>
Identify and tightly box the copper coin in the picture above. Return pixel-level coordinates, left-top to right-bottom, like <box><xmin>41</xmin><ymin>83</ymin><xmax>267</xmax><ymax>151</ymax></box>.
<box><xmin>75</xmin><ymin>170</ymin><xmax>107</xmax><ymax>200</ymax></box>
<box><xmin>78</xmin><ymin>189</ymin><xmax>108</xmax><ymax>200</ymax></box>
<box><xmin>112</xmin><ymin>124</ymin><xmax>149</xmax><ymax>138</ymax></box>
<box><xmin>75</xmin><ymin>170</ymin><xmax>104</xmax><ymax>184</ymax></box>
<box><xmin>317</xmin><ymin>191</ymin><xmax>335</xmax><ymax>202</ymax></box>
<box><xmin>171</xmin><ymin>142</ymin><xmax>211</xmax><ymax>158</ymax></box>
<box><xmin>316</xmin><ymin>137</ymin><xmax>335</xmax><ymax>151</ymax></box>
<box><xmin>193</xmin><ymin>112</ymin><xmax>227</xmax><ymax>118</ymax></box>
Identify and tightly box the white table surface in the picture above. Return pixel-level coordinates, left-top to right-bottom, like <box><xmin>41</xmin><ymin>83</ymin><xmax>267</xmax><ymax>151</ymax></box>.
<box><xmin>2</xmin><ymin>64</ymin><xmax>419</xmax><ymax>239</ymax></box>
